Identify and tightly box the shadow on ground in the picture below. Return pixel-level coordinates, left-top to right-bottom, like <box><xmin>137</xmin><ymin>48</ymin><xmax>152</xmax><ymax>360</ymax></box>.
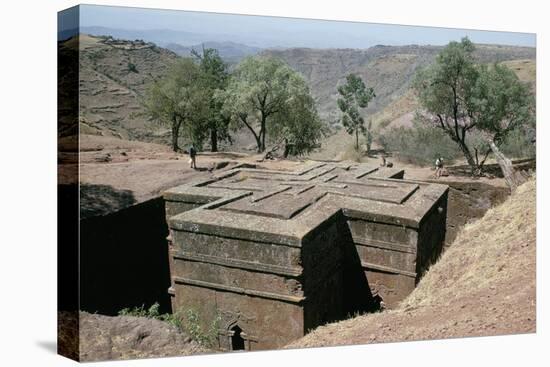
<box><xmin>80</xmin><ymin>183</ymin><xmax>136</xmax><ymax>219</ymax></box>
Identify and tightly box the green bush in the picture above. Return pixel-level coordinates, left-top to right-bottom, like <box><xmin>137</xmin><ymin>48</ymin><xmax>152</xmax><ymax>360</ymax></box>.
<box><xmin>127</xmin><ymin>62</ymin><xmax>138</xmax><ymax>73</ymax></box>
<box><xmin>499</xmin><ymin>128</ymin><xmax>536</xmax><ymax>159</ymax></box>
<box><xmin>182</xmin><ymin>309</ymin><xmax>221</xmax><ymax>348</ymax></box>
<box><xmin>379</xmin><ymin>122</ymin><xmax>461</xmax><ymax>166</ymax></box>
<box><xmin>117</xmin><ymin>304</ymin><xmax>220</xmax><ymax>348</ymax></box>
<box><xmin>379</xmin><ymin>120</ymin><xmax>535</xmax><ymax>167</ymax></box>
<box><xmin>118</xmin><ymin>303</ymin><xmax>182</xmax><ymax>330</ymax></box>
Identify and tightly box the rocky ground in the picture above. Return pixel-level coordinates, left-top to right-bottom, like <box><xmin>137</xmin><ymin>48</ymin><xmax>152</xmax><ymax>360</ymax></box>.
<box><xmin>58</xmin><ymin>312</ymin><xmax>209</xmax><ymax>362</ymax></box>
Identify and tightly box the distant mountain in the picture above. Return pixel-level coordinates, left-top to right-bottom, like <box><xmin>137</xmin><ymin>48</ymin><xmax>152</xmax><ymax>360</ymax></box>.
<box><xmin>165</xmin><ymin>41</ymin><xmax>261</xmax><ymax>64</ymax></box>
<box><xmin>78</xmin><ymin>25</ymin><xmax>375</xmax><ymax>50</ymax></box>
<box><xmin>261</xmin><ymin>44</ymin><xmax>536</xmax><ymax>126</ymax></box>
<box><xmin>69</xmin><ymin>34</ymin><xmax>535</xmax><ymax>152</ymax></box>
<box><xmin>80</xmin><ymin>26</ymin><xmax>213</xmax><ymax>46</ymax></box>
<box><xmin>81</xmin><ymin>26</ymin><xmax>263</xmax><ymax>64</ymax></box>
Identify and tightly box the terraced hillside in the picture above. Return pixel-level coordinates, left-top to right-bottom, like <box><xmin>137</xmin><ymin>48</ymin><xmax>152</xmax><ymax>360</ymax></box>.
<box><xmin>76</xmin><ymin>34</ymin><xmax>179</xmax><ymax>143</ymax></box>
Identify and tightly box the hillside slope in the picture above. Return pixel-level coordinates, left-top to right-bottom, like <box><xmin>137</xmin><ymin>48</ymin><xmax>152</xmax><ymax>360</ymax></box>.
<box><xmin>263</xmin><ymin>45</ymin><xmax>535</xmax><ymax>126</ymax></box>
<box><xmin>67</xmin><ymin>34</ymin><xmax>535</xmax><ymax>150</ymax></box>
<box><xmin>289</xmin><ymin>178</ymin><xmax>536</xmax><ymax>348</ymax></box>
<box><xmin>165</xmin><ymin>41</ymin><xmax>261</xmax><ymax>64</ymax></box>
<box><xmin>75</xmin><ymin>34</ymin><xmax>179</xmax><ymax>143</ymax></box>
<box><xmin>374</xmin><ymin>58</ymin><xmax>536</xmax><ymax>134</ymax></box>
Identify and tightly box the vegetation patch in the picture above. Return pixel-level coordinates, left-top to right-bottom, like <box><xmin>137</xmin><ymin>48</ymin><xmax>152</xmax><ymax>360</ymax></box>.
<box><xmin>119</xmin><ymin>303</ymin><xmax>182</xmax><ymax>329</ymax></box>
<box><xmin>118</xmin><ymin>303</ymin><xmax>220</xmax><ymax>348</ymax></box>
<box><xmin>379</xmin><ymin>121</ymin><xmax>461</xmax><ymax>166</ymax></box>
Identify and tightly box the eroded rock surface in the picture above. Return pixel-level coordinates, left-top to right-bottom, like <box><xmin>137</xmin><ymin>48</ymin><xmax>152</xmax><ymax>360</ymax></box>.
<box><xmin>74</xmin><ymin>312</ymin><xmax>208</xmax><ymax>362</ymax></box>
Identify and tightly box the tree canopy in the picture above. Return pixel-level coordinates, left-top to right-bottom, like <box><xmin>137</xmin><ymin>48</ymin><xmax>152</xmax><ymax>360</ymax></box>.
<box><xmin>337</xmin><ymin>74</ymin><xmax>376</xmax><ymax>151</ymax></box>
<box><xmin>220</xmin><ymin>56</ymin><xmax>325</xmax><ymax>155</ymax></box>
<box><xmin>270</xmin><ymin>87</ymin><xmax>328</xmax><ymax>157</ymax></box>
<box><xmin>191</xmin><ymin>47</ymin><xmax>231</xmax><ymax>152</ymax></box>
<box><xmin>413</xmin><ymin>37</ymin><xmax>534</xmax><ymax>173</ymax></box>
<box><xmin>143</xmin><ymin>49</ymin><xmax>234</xmax><ymax>152</ymax></box>
<box><xmin>471</xmin><ymin>62</ymin><xmax>534</xmax><ymax>145</ymax></box>
<box><xmin>142</xmin><ymin>58</ymin><xmax>205</xmax><ymax>152</ymax></box>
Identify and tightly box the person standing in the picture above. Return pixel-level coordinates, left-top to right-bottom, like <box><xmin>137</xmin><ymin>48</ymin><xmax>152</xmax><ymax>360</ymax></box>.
<box><xmin>189</xmin><ymin>145</ymin><xmax>197</xmax><ymax>169</ymax></box>
<box><xmin>435</xmin><ymin>156</ymin><xmax>443</xmax><ymax>178</ymax></box>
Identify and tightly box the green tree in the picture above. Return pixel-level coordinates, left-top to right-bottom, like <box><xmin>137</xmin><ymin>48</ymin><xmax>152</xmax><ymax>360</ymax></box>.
<box><xmin>337</xmin><ymin>74</ymin><xmax>376</xmax><ymax>151</ymax></box>
<box><xmin>471</xmin><ymin>62</ymin><xmax>534</xmax><ymax>188</ymax></box>
<box><xmin>142</xmin><ymin>59</ymin><xmax>205</xmax><ymax>152</ymax></box>
<box><xmin>220</xmin><ymin>56</ymin><xmax>323</xmax><ymax>154</ymax></box>
<box><xmin>413</xmin><ymin>38</ymin><xmax>479</xmax><ymax>169</ymax></box>
<box><xmin>270</xmin><ymin>88</ymin><xmax>327</xmax><ymax>157</ymax></box>
<box><xmin>191</xmin><ymin>47</ymin><xmax>232</xmax><ymax>152</ymax></box>
<box><xmin>413</xmin><ymin>37</ymin><xmax>534</xmax><ymax>177</ymax></box>
<box><xmin>472</xmin><ymin>62</ymin><xmax>534</xmax><ymax>149</ymax></box>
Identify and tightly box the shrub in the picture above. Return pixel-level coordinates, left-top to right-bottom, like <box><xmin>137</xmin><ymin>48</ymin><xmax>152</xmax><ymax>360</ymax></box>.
<box><xmin>118</xmin><ymin>304</ymin><xmax>220</xmax><ymax>348</ymax></box>
<box><xmin>499</xmin><ymin>128</ymin><xmax>536</xmax><ymax>159</ymax></box>
<box><xmin>379</xmin><ymin>120</ymin><xmax>535</xmax><ymax>168</ymax></box>
<box><xmin>182</xmin><ymin>309</ymin><xmax>221</xmax><ymax>348</ymax></box>
<box><xmin>340</xmin><ymin>134</ymin><xmax>373</xmax><ymax>162</ymax></box>
<box><xmin>379</xmin><ymin>122</ymin><xmax>461</xmax><ymax>166</ymax></box>
<box><xmin>118</xmin><ymin>303</ymin><xmax>155</xmax><ymax>318</ymax></box>
<box><xmin>341</xmin><ymin>143</ymin><xmax>366</xmax><ymax>162</ymax></box>
<box><xmin>127</xmin><ymin>62</ymin><xmax>138</xmax><ymax>73</ymax></box>
<box><xmin>118</xmin><ymin>303</ymin><xmax>181</xmax><ymax>330</ymax></box>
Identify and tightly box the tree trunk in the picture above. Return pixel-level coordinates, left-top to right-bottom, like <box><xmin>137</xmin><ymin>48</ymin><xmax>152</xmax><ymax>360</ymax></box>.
<box><xmin>366</xmin><ymin>133</ymin><xmax>371</xmax><ymax>155</ymax></box>
<box><xmin>457</xmin><ymin>140</ymin><xmax>477</xmax><ymax>173</ymax></box>
<box><xmin>260</xmin><ymin>115</ymin><xmax>267</xmax><ymax>153</ymax></box>
<box><xmin>171</xmin><ymin>117</ymin><xmax>181</xmax><ymax>152</ymax></box>
<box><xmin>239</xmin><ymin>114</ymin><xmax>262</xmax><ymax>153</ymax></box>
<box><xmin>355</xmin><ymin>130</ymin><xmax>359</xmax><ymax>151</ymax></box>
<box><xmin>488</xmin><ymin>140</ymin><xmax>527</xmax><ymax>192</ymax></box>
<box><xmin>210</xmin><ymin>129</ymin><xmax>218</xmax><ymax>152</ymax></box>
<box><xmin>255</xmin><ymin>136</ymin><xmax>262</xmax><ymax>153</ymax></box>
<box><xmin>283</xmin><ymin>138</ymin><xmax>289</xmax><ymax>158</ymax></box>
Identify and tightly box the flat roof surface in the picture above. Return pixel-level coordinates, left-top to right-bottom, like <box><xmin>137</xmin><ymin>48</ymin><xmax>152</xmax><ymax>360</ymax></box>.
<box><xmin>166</xmin><ymin>162</ymin><xmax>448</xmax><ymax>244</ymax></box>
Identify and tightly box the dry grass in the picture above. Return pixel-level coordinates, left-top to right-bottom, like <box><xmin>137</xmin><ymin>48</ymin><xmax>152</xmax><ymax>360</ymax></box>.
<box><xmin>371</xmin><ymin>89</ymin><xmax>418</xmax><ymax>132</ymax></box>
<box><xmin>339</xmin><ymin>144</ymin><xmax>368</xmax><ymax>163</ymax></box>
<box><xmin>501</xmin><ymin>59</ymin><xmax>536</xmax><ymax>90</ymax></box>
<box><xmin>288</xmin><ymin>177</ymin><xmax>536</xmax><ymax>348</ymax></box>
<box><xmin>404</xmin><ymin>176</ymin><xmax>536</xmax><ymax>308</ymax></box>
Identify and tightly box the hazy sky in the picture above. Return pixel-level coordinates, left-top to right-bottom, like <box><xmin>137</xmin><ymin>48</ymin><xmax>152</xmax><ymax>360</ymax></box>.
<box><xmin>64</xmin><ymin>4</ymin><xmax>536</xmax><ymax>48</ymax></box>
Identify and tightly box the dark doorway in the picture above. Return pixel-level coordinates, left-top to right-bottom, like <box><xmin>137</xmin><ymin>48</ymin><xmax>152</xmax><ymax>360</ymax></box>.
<box><xmin>231</xmin><ymin>325</ymin><xmax>245</xmax><ymax>351</ymax></box>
